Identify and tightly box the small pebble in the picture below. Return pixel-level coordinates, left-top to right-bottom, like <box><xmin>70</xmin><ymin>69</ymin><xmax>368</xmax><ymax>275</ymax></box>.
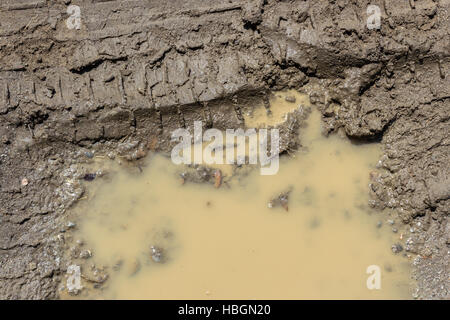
<box><xmin>391</xmin><ymin>243</ymin><xmax>403</xmax><ymax>254</ymax></box>
<box><xmin>84</xmin><ymin>151</ymin><xmax>94</xmax><ymax>159</ymax></box>
<box><xmin>285</xmin><ymin>96</ymin><xmax>296</xmax><ymax>103</ymax></box>
<box><xmin>79</xmin><ymin>250</ymin><xmax>92</xmax><ymax>259</ymax></box>
<box><xmin>21</xmin><ymin>178</ymin><xmax>29</xmax><ymax>186</ymax></box>
<box><xmin>151</xmin><ymin>246</ymin><xmax>163</xmax><ymax>263</ymax></box>
<box><xmin>104</xmin><ymin>75</ymin><xmax>115</xmax><ymax>83</ymax></box>
<box><xmin>83</xmin><ymin>173</ymin><xmax>96</xmax><ymax>181</ymax></box>
<box><xmin>66</xmin><ymin>221</ymin><xmax>76</xmax><ymax>229</ymax></box>
<box><xmin>376</xmin><ymin>221</ymin><xmax>382</xmax><ymax>228</ymax></box>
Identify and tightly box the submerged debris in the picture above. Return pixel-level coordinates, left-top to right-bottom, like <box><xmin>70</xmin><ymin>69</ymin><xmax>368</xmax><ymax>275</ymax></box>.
<box><xmin>285</xmin><ymin>96</ymin><xmax>296</xmax><ymax>103</ymax></box>
<box><xmin>150</xmin><ymin>246</ymin><xmax>164</xmax><ymax>263</ymax></box>
<box><xmin>113</xmin><ymin>259</ymin><xmax>124</xmax><ymax>271</ymax></box>
<box><xmin>129</xmin><ymin>259</ymin><xmax>141</xmax><ymax>276</ymax></box>
<box><xmin>391</xmin><ymin>243</ymin><xmax>403</xmax><ymax>254</ymax></box>
<box><xmin>310</xmin><ymin>217</ymin><xmax>321</xmax><ymax>229</ymax></box>
<box><xmin>82</xmin><ymin>267</ymin><xmax>109</xmax><ymax>285</ymax></box>
<box><xmin>66</xmin><ymin>221</ymin><xmax>76</xmax><ymax>229</ymax></box>
<box><xmin>179</xmin><ymin>165</ymin><xmax>225</xmax><ymax>187</ymax></box>
<box><xmin>298</xmin><ymin>186</ymin><xmax>315</xmax><ymax>206</ymax></box>
<box><xmin>268</xmin><ymin>187</ymin><xmax>293</xmax><ymax>211</ymax></box>
<box><xmin>83</xmin><ymin>173</ymin><xmax>96</xmax><ymax>181</ymax></box>
<box><xmin>79</xmin><ymin>250</ymin><xmax>92</xmax><ymax>259</ymax></box>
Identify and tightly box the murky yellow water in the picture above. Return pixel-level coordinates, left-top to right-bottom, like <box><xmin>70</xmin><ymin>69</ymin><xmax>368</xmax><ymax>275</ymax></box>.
<box><xmin>63</xmin><ymin>92</ymin><xmax>411</xmax><ymax>299</ymax></box>
<box><xmin>242</xmin><ymin>90</ymin><xmax>309</xmax><ymax>128</ymax></box>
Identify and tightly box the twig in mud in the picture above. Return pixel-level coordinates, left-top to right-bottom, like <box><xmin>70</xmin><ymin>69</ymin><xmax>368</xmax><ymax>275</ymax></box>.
<box><xmin>24</xmin><ymin>14</ymin><xmax>38</xmax><ymax>30</ymax></box>
<box><xmin>214</xmin><ymin>169</ymin><xmax>222</xmax><ymax>188</ymax></box>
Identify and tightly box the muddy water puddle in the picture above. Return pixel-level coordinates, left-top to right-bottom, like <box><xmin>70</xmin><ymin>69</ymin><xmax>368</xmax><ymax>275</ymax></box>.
<box><xmin>63</xmin><ymin>91</ymin><xmax>411</xmax><ymax>299</ymax></box>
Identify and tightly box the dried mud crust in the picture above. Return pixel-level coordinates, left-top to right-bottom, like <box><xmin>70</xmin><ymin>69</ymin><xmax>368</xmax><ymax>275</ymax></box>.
<box><xmin>0</xmin><ymin>0</ymin><xmax>448</xmax><ymax>299</ymax></box>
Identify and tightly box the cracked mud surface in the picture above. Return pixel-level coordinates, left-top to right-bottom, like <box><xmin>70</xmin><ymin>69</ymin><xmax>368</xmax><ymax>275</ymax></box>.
<box><xmin>0</xmin><ymin>0</ymin><xmax>448</xmax><ymax>299</ymax></box>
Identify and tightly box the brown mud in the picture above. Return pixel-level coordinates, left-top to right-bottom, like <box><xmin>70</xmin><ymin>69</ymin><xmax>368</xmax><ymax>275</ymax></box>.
<box><xmin>0</xmin><ymin>0</ymin><xmax>448</xmax><ymax>299</ymax></box>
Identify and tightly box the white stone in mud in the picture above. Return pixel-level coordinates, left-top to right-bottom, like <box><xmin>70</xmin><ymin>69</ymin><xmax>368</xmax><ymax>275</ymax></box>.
<box><xmin>66</xmin><ymin>264</ymin><xmax>82</xmax><ymax>295</ymax></box>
